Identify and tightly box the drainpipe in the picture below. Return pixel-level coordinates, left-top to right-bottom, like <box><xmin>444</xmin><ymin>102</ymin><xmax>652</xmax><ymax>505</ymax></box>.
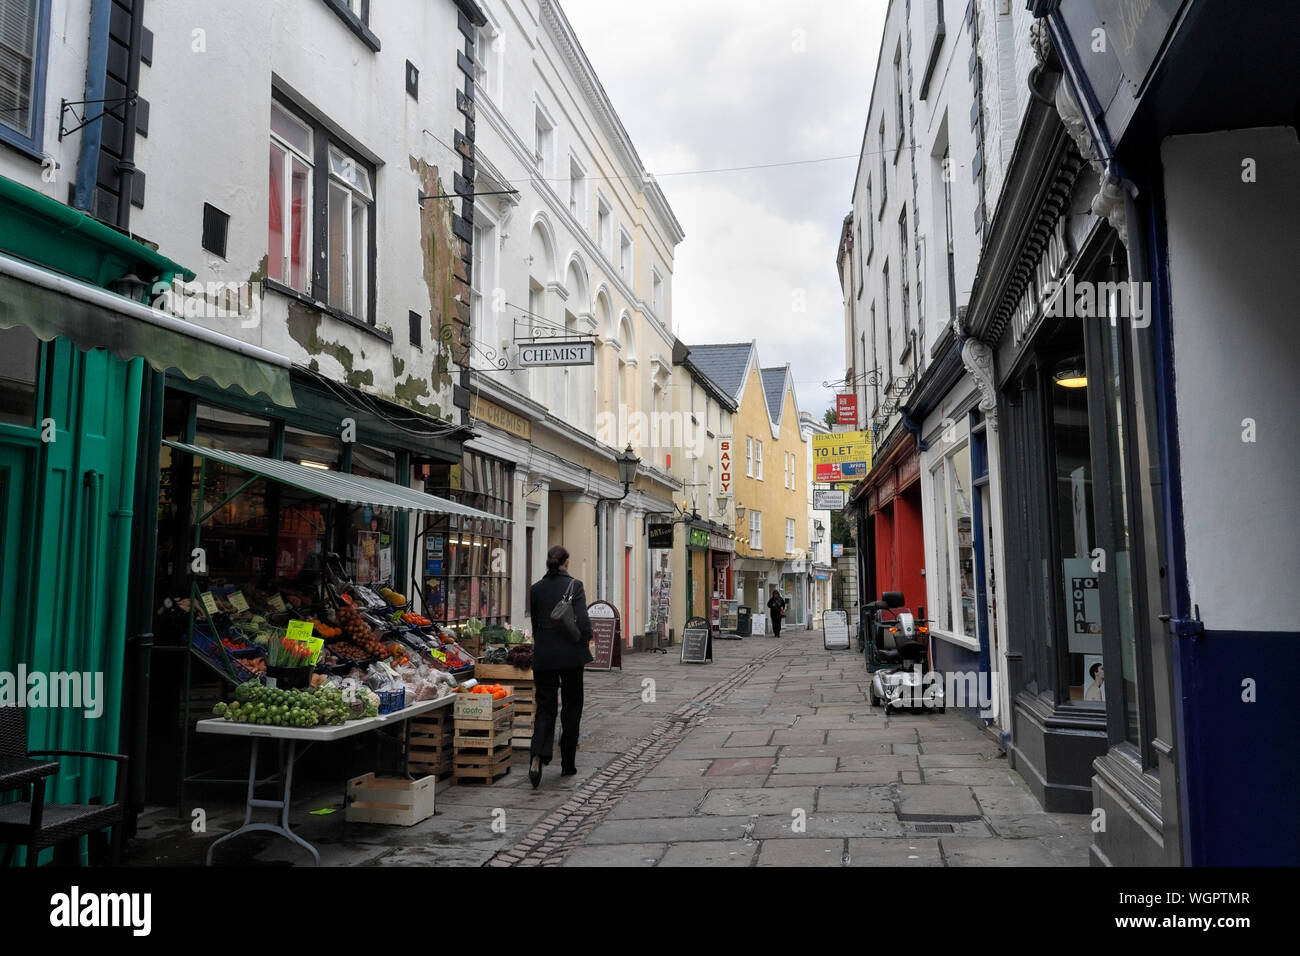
<box><xmin>115</xmin><ymin>0</ymin><xmax>146</xmax><ymax>230</ymax></box>
<box><xmin>72</xmin><ymin>0</ymin><xmax>113</xmax><ymax>212</ymax></box>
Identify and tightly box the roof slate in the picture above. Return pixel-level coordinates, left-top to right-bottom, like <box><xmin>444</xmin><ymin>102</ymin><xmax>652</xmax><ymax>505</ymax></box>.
<box><xmin>684</xmin><ymin>342</ymin><xmax>753</xmax><ymax>400</ymax></box>
<box><xmin>760</xmin><ymin>367</ymin><xmax>788</xmax><ymax>425</ymax></box>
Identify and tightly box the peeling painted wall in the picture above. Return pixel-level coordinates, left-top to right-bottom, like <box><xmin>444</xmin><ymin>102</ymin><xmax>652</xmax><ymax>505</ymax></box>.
<box><xmin>131</xmin><ymin>0</ymin><xmax>469</xmax><ymax>425</ymax></box>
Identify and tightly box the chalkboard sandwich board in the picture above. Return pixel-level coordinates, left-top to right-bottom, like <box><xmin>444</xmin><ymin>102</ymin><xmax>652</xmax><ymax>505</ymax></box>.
<box><xmin>585</xmin><ymin>601</ymin><xmax>622</xmax><ymax>671</ymax></box>
<box><xmin>680</xmin><ymin>616</ymin><xmax>712</xmax><ymax>664</ymax></box>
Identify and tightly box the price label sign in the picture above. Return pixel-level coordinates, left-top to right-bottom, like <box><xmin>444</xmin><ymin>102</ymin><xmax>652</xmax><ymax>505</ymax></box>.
<box><xmin>268</xmin><ymin>594</ymin><xmax>287</xmax><ymax>612</ymax></box>
<box><xmin>200</xmin><ymin>591</ymin><xmax>219</xmax><ymax>616</ymax></box>
<box><xmin>229</xmin><ymin>591</ymin><xmax>250</xmax><ymax>612</ymax></box>
<box><xmin>301</xmin><ymin>636</ymin><xmax>324</xmax><ymax>665</ymax></box>
<box><xmin>432</xmin><ymin>649</ymin><xmax>447</xmax><ymax>663</ymax></box>
<box><xmin>285</xmin><ymin>619</ymin><xmax>315</xmax><ymax>641</ymax></box>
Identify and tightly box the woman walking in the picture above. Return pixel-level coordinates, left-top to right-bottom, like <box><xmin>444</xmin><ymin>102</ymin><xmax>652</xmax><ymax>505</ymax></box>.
<box><xmin>767</xmin><ymin>586</ymin><xmax>788</xmax><ymax>637</ymax></box>
<box><xmin>527</xmin><ymin>545</ymin><xmax>593</xmax><ymax>788</ymax></box>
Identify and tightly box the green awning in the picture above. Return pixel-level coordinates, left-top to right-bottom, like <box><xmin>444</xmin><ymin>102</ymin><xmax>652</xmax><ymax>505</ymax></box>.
<box><xmin>0</xmin><ymin>253</ymin><xmax>295</xmax><ymax>408</ymax></box>
<box><xmin>165</xmin><ymin>440</ymin><xmax>510</xmax><ymax>522</ymax></box>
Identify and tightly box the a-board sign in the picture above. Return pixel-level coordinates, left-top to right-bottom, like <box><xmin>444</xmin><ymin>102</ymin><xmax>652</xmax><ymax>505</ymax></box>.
<box><xmin>680</xmin><ymin>616</ymin><xmax>712</xmax><ymax>664</ymax></box>
<box><xmin>720</xmin><ymin>600</ymin><xmax>739</xmax><ymax>631</ymax></box>
<box><xmin>823</xmin><ymin>609</ymin><xmax>850</xmax><ymax>649</ymax></box>
<box><xmin>585</xmin><ymin>601</ymin><xmax>622</xmax><ymax>671</ymax></box>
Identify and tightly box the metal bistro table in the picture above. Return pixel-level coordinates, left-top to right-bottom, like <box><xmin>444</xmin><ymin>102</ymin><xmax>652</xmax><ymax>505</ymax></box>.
<box><xmin>197</xmin><ymin>693</ymin><xmax>456</xmax><ymax>865</ymax></box>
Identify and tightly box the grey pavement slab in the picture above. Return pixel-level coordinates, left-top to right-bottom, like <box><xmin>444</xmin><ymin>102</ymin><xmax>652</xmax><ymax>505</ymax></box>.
<box><xmin>919</xmin><ymin>740</ymin><xmax>1002</xmax><ymax>755</ymax></box>
<box><xmin>658</xmin><ymin>841</ymin><xmax>758</xmax><ymax>867</ymax></box>
<box><xmin>774</xmin><ymin>756</ymin><xmax>838</xmax><ymax>774</ymax></box>
<box><xmin>940</xmin><ymin>836</ymin><xmax>1068</xmax><ymax>866</ymax></box>
<box><xmin>561</xmin><ymin>843</ymin><xmax>667</xmax><ymax>867</ymax></box>
<box><xmin>633</xmin><ymin>773</ymin><xmax>769</xmax><ymax>791</ymax></box>
<box><xmin>838</xmin><ymin>754</ymin><xmax>922</xmax><ymax>772</ymax></box>
<box><xmin>778</xmin><ymin>742</ymin><xmax>892</xmax><ymax>758</ymax></box>
<box><xmin>895</xmin><ymin>785</ymin><xmax>984</xmax><ymax>822</ymax></box>
<box><xmin>698</xmin><ymin>786</ymin><xmax>818</xmax><ymax>816</ymax></box>
<box><xmin>922</xmin><ymin>767</ymin><xmax>1023</xmax><ymax>787</ymax></box>
<box><xmin>771</xmin><ymin>729</ymin><xmax>828</xmax><ymax>745</ymax></box>
<box><xmin>816</xmin><ymin>785</ymin><xmax>896</xmax><ymax>813</ymax></box>
<box><xmin>756</xmin><ymin>839</ymin><xmax>846</xmax><ymax>866</ymax></box>
<box><xmin>919</xmin><ymin>752</ymin><xmax>1002</xmax><ymax>768</ymax></box>
<box><xmin>847</xmin><ymin>838</ymin><xmax>944</xmax><ymax>866</ymax></box>
<box><xmin>606</xmin><ymin>789</ymin><xmax>704</xmax><ymax>819</ymax></box>
<box><xmin>770</xmin><ymin>771</ymin><xmax>904</xmax><ymax>787</ymax></box>
<box><xmin>726</xmin><ymin>730</ymin><xmax>774</xmax><ymax>747</ymax></box>
<box><xmin>706</xmin><ymin>756</ymin><xmax>777</xmax><ymax>776</ymax></box>
<box><xmin>582</xmin><ymin>815</ymin><xmax>755</xmax><ymax>844</ymax></box>
<box><xmin>752</xmin><ymin>812</ymin><xmax>906</xmax><ymax>839</ymax></box>
<box><xmin>646</xmin><ymin>758</ymin><xmax>713</xmax><ymax>777</ymax></box>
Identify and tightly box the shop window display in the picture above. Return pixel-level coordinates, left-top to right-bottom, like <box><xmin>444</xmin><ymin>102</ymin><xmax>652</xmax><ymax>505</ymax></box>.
<box><xmin>423</xmin><ymin>454</ymin><xmax>512</xmax><ymax>631</ymax></box>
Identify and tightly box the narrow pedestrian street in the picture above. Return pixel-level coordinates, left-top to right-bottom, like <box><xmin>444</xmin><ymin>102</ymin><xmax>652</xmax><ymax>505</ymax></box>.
<box><xmin>128</xmin><ymin>631</ymin><xmax>1089</xmax><ymax>867</ymax></box>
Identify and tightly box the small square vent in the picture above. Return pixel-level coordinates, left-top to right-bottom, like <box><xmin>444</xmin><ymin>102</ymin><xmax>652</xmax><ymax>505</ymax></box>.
<box><xmin>202</xmin><ymin>202</ymin><xmax>229</xmax><ymax>258</ymax></box>
<box><xmin>405</xmin><ymin>60</ymin><xmax>419</xmax><ymax>100</ymax></box>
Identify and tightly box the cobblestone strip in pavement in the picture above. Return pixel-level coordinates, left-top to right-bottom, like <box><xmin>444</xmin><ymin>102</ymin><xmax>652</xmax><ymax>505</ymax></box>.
<box><xmin>487</xmin><ymin>643</ymin><xmax>786</xmax><ymax>867</ymax></box>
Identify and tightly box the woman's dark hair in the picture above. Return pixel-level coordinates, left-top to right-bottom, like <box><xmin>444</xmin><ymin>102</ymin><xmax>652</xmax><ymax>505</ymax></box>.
<box><xmin>545</xmin><ymin>545</ymin><xmax>569</xmax><ymax>575</ymax></box>
<box><xmin>1090</xmin><ymin>662</ymin><xmax>1103</xmax><ymax>679</ymax></box>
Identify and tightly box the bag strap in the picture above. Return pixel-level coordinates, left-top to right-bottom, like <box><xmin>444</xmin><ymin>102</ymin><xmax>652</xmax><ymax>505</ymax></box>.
<box><xmin>561</xmin><ymin>578</ymin><xmax>577</xmax><ymax>603</ymax></box>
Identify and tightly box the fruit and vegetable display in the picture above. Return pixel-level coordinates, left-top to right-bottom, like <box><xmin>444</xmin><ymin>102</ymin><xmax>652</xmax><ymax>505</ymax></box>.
<box><xmin>308</xmin><ymin>618</ymin><xmax>341</xmax><ymax>639</ymax></box>
<box><xmin>401</xmin><ymin>611</ymin><xmax>432</xmax><ymax>627</ymax></box>
<box><xmin>466</xmin><ymin>683</ymin><xmax>511</xmax><ymax>700</ymax></box>
<box><xmin>327</xmin><ymin>641</ymin><xmax>370</xmax><ymax>662</ymax></box>
<box><xmin>379</xmin><ymin>587</ymin><xmax>407</xmax><ymax>607</ymax></box>
<box><xmin>505</xmin><ymin>645</ymin><xmax>533</xmax><ymax>670</ymax></box>
<box><xmin>268</xmin><ymin>634</ymin><xmax>319</xmax><ymax>668</ymax></box>
<box><xmin>337</xmin><ymin>604</ymin><xmax>389</xmax><ymax>658</ymax></box>
<box><xmin>213</xmin><ymin>683</ymin><xmax>352</xmax><ymax>727</ymax></box>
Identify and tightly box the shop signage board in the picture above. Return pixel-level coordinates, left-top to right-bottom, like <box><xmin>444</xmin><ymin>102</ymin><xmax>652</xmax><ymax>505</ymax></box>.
<box><xmin>469</xmin><ymin>393</ymin><xmax>532</xmax><ymax>441</ymax></box>
<box><xmin>813</xmin><ymin>488</ymin><xmax>846</xmax><ymax>510</ymax></box>
<box><xmin>836</xmin><ymin>393</ymin><xmax>858</xmax><ymax>425</ymax></box>
<box><xmin>823</xmin><ymin>609</ymin><xmax>850</xmax><ymax>649</ymax></box>
<box><xmin>688</xmin><ymin>527</ymin><xmax>710</xmax><ymax>549</ymax></box>
<box><xmin>585</xmin><ymin>601</ymin><xmax>622</xmax><ymax>671</ymax></box>
<box><xmin>718</xmin><ymin>438</ymin><xmax>733</xmax><ymax>497</ymax></box>
<box><xmin>1063</xmin><ymin>558</ymin><xmax>1103</xmax><ymax>654</ymax></box>
<box><xmin>517</xmin><ymin>339</ymin><xmax>595</xmax><ymax>367</ymax></box>
<box><xmin>680</xmin><ymin>616</ymin><xmax>712</xmax><ymax>663</ymax></box>
<box><xmin>832</xmin><ymin>543</ymin><xmax>844</xmax><ymax>558</ymax></box>
<box><xmin>813</xmin><ymin>430</ymin><xmax>871</xmax><ymax>483</ymax></box>
<box><xmin>647</xmin><ymin>523</ymin><xmax>674</xmax><ymax>549</ymax></box>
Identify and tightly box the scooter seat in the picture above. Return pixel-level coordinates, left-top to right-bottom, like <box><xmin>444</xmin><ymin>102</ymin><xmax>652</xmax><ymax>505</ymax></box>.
<box><xmin>875</xmin><ymin>648</ymin><xmax>902</xmax><ymax>664</ymax></box>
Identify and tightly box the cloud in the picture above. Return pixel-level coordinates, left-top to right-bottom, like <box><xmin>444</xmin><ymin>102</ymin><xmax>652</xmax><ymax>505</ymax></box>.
<box><xmin>558</xmin><ymin>0</ymin><xmax>886</xmax><ymax>414</ymax></box>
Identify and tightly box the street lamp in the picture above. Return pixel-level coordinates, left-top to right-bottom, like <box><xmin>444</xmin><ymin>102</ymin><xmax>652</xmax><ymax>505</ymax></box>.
<box><xmin>595</xmin><ymin>444</ymin><xmax>641</xmax><ymax>521</ymax></box>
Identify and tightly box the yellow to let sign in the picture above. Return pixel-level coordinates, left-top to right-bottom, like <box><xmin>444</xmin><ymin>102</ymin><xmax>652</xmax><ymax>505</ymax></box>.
<box><xmin>812</xmin><ymin>431</ymin><xmax>870</xmax><ymax>464</ymax></box>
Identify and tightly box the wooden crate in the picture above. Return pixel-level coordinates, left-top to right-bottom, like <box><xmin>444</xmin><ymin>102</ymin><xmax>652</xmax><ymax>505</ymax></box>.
<box><xmin>453</xmin><ymin>688</ymin><xmax>513</xmax><ymax>721</ymax></box>
<box><xmin>407</xmin><ymin>715</ymin><xmax>453</xmax><ymax>777</ymax></box>
<box><xmin>474</xmin><ymin>663</ymin><xmax>534</xmax><ymax>682</ymax></box>
<box><xmin>452</xmin><ymin>748</ymin><xmax>512</xmax><ymax>784</ymax></box>
<box><xmin>345</xmin><ymin>773</ymin><xmax>436</xmax><ymax>826</ymax></box>
<box><xmin>509</xmin><ymin>693</ymin><xmax>536</xmax><ymax>749</ymax></box>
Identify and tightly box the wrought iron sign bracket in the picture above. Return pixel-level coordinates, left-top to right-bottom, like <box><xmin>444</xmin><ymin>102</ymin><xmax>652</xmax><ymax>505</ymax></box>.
<box><xmin>59</xmin><ymin>92</ymin><xmax>137</xmax><ymax>141</ymax></box>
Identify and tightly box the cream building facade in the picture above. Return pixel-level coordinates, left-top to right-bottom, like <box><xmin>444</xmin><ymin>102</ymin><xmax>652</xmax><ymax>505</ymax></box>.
<box><xmin>463</xmin><ymin>0</ymin><xmax>685</xmax><ymax>647</ymax></box>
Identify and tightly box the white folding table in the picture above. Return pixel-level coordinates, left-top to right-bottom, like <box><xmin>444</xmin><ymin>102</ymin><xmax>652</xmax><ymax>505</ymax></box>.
<box><xmin>197</xmin><ymin>693</ymin><xmax>456</xmax><ymax>865</ymax></box>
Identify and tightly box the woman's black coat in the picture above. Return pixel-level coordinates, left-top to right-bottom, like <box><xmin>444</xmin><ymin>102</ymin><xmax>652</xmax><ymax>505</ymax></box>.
<box><xmin>529</xmin><ymin>570</ymin><xmax>595</xmax><ymax>670</ymax></box>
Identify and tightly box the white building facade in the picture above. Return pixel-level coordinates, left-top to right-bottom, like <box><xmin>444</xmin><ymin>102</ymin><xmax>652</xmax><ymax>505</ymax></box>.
<box><xmin>462</xmin><ymin>0</ymin><xmax>685</xmax><ymax>647</ymax></box>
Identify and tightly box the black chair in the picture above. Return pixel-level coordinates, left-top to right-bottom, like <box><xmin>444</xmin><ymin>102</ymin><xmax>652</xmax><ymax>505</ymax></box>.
<box><xmin>0</xmin><ymin>705</ymin><xmax>128</xmax><ymax>867</ymax></box>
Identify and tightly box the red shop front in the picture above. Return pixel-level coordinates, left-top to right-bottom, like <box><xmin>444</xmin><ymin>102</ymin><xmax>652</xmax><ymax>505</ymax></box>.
<box><xmin>863</xmin><ymin>440</ymin><xmax>925</xmax><ymax>616</ymax></box>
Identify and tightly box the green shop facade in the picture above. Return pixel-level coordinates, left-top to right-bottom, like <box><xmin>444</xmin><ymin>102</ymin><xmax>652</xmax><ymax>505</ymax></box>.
<box><xmin>0</xmin><ymin>177</ymin><xmax>468</xmax><ymax>861</ymax></box>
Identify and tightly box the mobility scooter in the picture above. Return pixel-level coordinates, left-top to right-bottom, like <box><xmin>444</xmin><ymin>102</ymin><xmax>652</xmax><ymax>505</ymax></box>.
<box><xmin>864</xmin><ymin>591</ymin><xmax>944</xmax><ymax>712</ymax></box>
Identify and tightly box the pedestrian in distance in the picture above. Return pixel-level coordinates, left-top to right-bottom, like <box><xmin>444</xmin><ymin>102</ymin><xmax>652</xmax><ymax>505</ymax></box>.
<box><xmin>768</xmin><ymin>586</ymin><xmax>788</xmax><ymax>637</ymax></box>
<box><xmin>527</xmin><ymin>545</ymin><xmax>593</xmax><ymax>788</ymax></box>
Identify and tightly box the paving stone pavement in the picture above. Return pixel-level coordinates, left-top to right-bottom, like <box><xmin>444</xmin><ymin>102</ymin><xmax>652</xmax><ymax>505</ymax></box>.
<box><xmin>492</xmin><ymin>626</ymin><xmax>1092</xmax><ymax>867</ymax></box>
<box><xmin>125</xmin><ymin>626</ymin><xmax>1090</xmax><ymax>866</ymax></box>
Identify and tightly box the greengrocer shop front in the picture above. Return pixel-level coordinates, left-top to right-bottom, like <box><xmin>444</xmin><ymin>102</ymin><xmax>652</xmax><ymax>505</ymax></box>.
<box><xmin>0</xmin><ymin>176</ymin><xmax>292</xmax><ymax>864</ymax></box>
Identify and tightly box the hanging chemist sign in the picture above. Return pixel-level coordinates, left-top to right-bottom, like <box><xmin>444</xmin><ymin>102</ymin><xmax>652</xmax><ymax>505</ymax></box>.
<box><xmin>518</xmin><ymin>339</ymin><xmax>595</xmax><ymax>367</ymax></box>
<box><xmin>812</xmin><ymin>430</ymin><xmax>871</xmax><ymax>483</ymax></box>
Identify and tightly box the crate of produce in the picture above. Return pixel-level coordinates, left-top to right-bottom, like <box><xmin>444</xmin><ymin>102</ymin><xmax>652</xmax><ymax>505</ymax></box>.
<box><xmin>474</xmin><ymin>663</ymin><xmax>534</xmax><ymax>682</ymax></box>
<box><xmin>452</xmin><ymin>748</ymin><xmax>511</xmax><ymax>785</ymax></box>
<box><xmin>452</xmin><ymin>687</ymin><xmax>512</xmax><ymax>722</ymax></box>
<box><xmin>345</xmin><ymin>772</ymin><xmax>436</xmax><ymax>826</ymax></box>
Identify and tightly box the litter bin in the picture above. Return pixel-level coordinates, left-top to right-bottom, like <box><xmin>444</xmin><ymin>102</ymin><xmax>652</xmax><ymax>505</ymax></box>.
<box><xmin>736</xmin><ymin>605</ymin><xmax>752</xmax><ymax>637</ymax></box>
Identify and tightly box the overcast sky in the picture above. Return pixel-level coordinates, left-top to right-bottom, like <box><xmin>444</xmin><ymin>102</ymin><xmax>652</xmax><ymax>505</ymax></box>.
<box><xmin>560</xmin><ymin>0</ymin><xmax>887</xmax><ymax>419</ymax></box>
